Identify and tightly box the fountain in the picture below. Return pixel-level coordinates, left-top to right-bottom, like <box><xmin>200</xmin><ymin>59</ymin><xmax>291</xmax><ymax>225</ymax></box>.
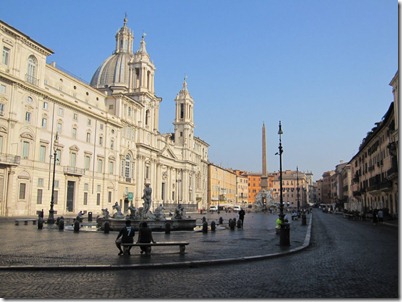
<box><xmin>97</xmin><ymin>184</ymin><xmax>196</xmax><ymax>231</ymax></box>
<box><xmin>254</xmin><ymin>189</ymin><xmax>276</xmax><ymax>212</ymax></box>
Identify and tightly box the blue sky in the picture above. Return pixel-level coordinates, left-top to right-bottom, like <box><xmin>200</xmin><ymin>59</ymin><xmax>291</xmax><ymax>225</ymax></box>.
<box><xmin>1</xmin><ymin>0</ymin><xmax>398</xmax><ymax>180</ymax></box>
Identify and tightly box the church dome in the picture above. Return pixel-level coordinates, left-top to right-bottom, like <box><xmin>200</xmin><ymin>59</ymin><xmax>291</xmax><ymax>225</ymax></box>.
<box><xmin>90</xmin><ymin>17</ymin><xmax>135</xmax><ymax>90</ymax></box>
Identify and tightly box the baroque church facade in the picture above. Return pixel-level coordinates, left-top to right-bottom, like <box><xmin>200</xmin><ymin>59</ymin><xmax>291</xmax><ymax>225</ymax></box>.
<box><xmin>0</xmin><ymin>18</ymin><xmax>209</xmax><ymax>217</ymax></box>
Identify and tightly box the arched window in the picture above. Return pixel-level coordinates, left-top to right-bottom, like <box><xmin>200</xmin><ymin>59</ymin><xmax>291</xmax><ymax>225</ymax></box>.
<box><xmin>27</xmin><ymin>55</ymin><xmax>38</xmax><ymax>85</ymax></box>
<box><xmin>145</xmin><ymin>109</ymin><xmax>150</xmax><ymax>126</ymax></box>
<box><xmin>125</xmin><ymin>154</ymin><xmax>131</xmax><ymax>178</ymax></box>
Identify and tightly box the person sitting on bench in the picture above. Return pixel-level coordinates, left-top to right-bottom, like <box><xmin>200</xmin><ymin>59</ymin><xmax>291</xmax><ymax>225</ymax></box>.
<box><xmin>137</xmin><ymin>221</ymin><xmax>156</xmax><ymax>254</ymax></box>
<box><xmin>115</xmin><ymin>220</ymin><xmax>135</xmax><ymax>255</ymax></box>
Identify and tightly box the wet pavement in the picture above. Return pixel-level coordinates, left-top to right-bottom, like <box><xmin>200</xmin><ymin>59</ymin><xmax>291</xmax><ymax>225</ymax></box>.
<box><xmin>0</xmin><ymin>211</ymin><xmax>313</xmax><ymax>269</ymax></box>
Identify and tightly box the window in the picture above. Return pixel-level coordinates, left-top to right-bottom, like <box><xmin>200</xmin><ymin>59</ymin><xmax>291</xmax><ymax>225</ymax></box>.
<box><xmin>99</xmin><ymin>136</ymin><xmax>103</xmax><ymax>146</ymax></box>
<box><xmin>84</xmin><ymin>155</ymin><xmax>91</xmax><ymax>170</ymax></box>
<box><xmin>43</xmin><ymin>101</ymin><xmax>48</xmax><ymax>110</ymax></box>
<box><xmin>125</xmin><ymin>154</ymin><xmax>131</xmax><ymax>178</ymax></box>
<box><xmin>97</xmin><ymin>185</ymin><xmax>101</xmax><ymax>205</ymax></box>
<box><xmin>0</xmin><ymin>84</ymin><xmax>6</xmax><ymax>94</ymax></box>
<box><xmin>53</xmin><ymin>190</ymin><xmax>58</xmax><ymax>204</ymax></box>
<box><xmin>37</xmin><ymin>189</ymin><xmax>43</xmax><ymax>204</ymax></box>
<box><xmin>0</xmin><ymin>136</ymin><xmax>3</xmax><ymax>153</ymax></box>
<box><xmin>19</xmin><ymin>183</ymin><xmax>26</xmax><ymax>199</ymax></box>
<box><xmin>70</xmin><ymin>152</ymin><xmax>77</xmax><ymax>167</ymax></box>
<box><xmin>84</xmin><ymin>183</ymin><xmax>89</xmax><ymax>191</ymax></box>
<box><xmin>110</xmin><ymin>139</ymin><xmax>114</xmax><ymax>150</ymax></box>
<box><xmin>86</xmin><ymin>132</ymin><xmax>91</xmax><ymax>143</ymax></box>
<box><xmin>41</xmin><ymin>118</ymin><xmax>47</xmax><ymax>128</ymax></box>
<box><xmin>72</xmin><ymin>127</ymin><xmax>77</xmax><ymax>139</ymax></box>
<box><xmin>2</xmin><ymin>47</ymin><xmax>10</xmax><ymax>65</ymax></box>
<box><xmin>25</xmin><ymin>112</ymin><xmax>31</xmax><ymax>122</ymax></box>
<box><xmin>180</xmin><ymin>103</ymin><xmax>184</xmax><ymax>119</ymax></box>
<box><xmin>145</xmin><ymin>110</ymin><xmax>150</xmax><ymax>126</ymax></box>
<box><xmin>27</xmin><ymin>55</ymin><xmax>37</xmax><ymax>85</ymax></box>
<box><xmin>38</xmin><ymin>178</ymin><xmax>44</xmax><ymax>187</ymax></box>
<box><xmin>109</xmin><ymin>161</ymin><xmax>114</xmax><ymax>174</ymax></box>
<box><xmin>0</xmin><ymin>103</ymin><xmax>4</xmax><ymax>115</ymax></box>
<box><xmin>57</xmin><ymin>122</ymin><xmax>62</xmax><ymax>134</ymax></box>
<box><xmin>56</xmin><ymin>150</ymin><xmax>61</xmax><ymax>165</ymax></box>
<box><xmin>39</xmin><ymin>145</ymin><xmax>46</xmax><ymax>162</ymax></box>
<box><xmin>22</xmin><ymin>141</ymin><xmax>30</xmax><ymax>159</ymax></box>
<box><xmin>58</xmin><ymin>107</ymin><xmax>64</xmax><ymax>116</ymax></box>
<box><xmin>100</xmin><ymin>123</ymin><xmax>103</xmax><ymax>130</ymax></box>
<box><xmin>88</xmin><ymin>118</ymin><xmax>91</xmax><ymax>126</ymax></box>
<box><xmin>97</xmin><ymin>158</ymin><xmax>103</xmax><ymax>173</ymax></box>
<box><xmin>108</xmin><ymin>191</ymin><xmax>112</xmax><ymax>203</ymax></box>
<box><xmin>83</xmin><ymin>192</ymin><xmax>88</xmax><ymax>205</ymax></box>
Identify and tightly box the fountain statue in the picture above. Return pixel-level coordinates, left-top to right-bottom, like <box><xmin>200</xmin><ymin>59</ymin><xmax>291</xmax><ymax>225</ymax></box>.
<box><xmin>141</xmin><ymin>183</ymin><xmax>152</xmax><ymax>219</ymax></box>
<box><xmin>112</xmin><ymin>202</ymin><xmax>125</xmax><ymax>219</ymax></box>
<box><xmin>97</xmin><ymin>183</ymin><xmax>196</xmax><ymax>231</ymax></box>
<box><xmin>174</xmin><ymin>203</ymin><xmax>185</xmax><ymax>220</ymax></box>
<box><xmin>254</xmin><ymin>189</ymin><xmax>275</xmax><ymax>212</ymax></box>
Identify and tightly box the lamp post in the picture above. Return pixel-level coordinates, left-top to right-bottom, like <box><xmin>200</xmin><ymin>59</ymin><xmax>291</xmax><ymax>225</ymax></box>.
<box><xmin>278</xmin><ymin>121</ymin><xmax>290</xmax><ymax>246</ymax></box>
<box><xmin>296</xmin><ymin>166</ymin><xmax>300</xmax><ymax>213</ymax></box>
<box><xmin>48</xmin><ymin>132</ymin><xmax>58</xmax><ymax>224</ymax></box>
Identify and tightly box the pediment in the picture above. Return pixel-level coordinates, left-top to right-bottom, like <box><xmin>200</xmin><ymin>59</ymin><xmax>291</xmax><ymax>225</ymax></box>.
<box><xmin>161</xmin><ymin>146</ymin><xmax>177</xmax><ymax>159</ymax></box>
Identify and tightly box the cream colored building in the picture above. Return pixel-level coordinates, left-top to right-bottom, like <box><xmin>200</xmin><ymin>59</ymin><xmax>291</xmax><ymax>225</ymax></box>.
<box><xmin>271</xmin><ymin>169</ymin><xmax>310</xmax><ymax>208</ymax></box>
<box><xmin>0</xmin><ymin>19</ymin><xmax>209</xmax><ymax>217</ymax></box>
<box><xmin>208</xmin><ymin>164</ymin><xmax>237</xmax><ymax>209</ymax></box>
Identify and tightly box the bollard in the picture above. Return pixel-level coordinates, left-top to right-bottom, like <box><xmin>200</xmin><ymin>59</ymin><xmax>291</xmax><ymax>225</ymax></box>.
<box><xmin>202</xmin><ymin>221</ymin><xmax>208</xmax><ymax>233</ymax></box>
<box><xmin>88</xmin><ymin>212</ymin><xmax>93</xmax><ymax>222</ymax></box>
<box><xmin>280</xmin><ymin>222</ymin><xmax>290</xmax><ymax>246</ymax></box>
<box><xmin>37</xmin><ymin>217</ymin><xmax>43</xmax><ymax>230</ymax></box>
<box><xmin>58</xmin><ymin>218</ymin><xmax>64</xmax><ymax>230</ymax></box>
<box><xmin>103</xmin><ymin>221</ymin><xmax>110</xmax><ymax>233</ymax></box>
<box><xmin>210</xmin><ymin>221</ymin><xmax>216</xmax><ymax>232</ymax></box>
<box><xmin>229</xmin><ymin>219</ymin><xmax>236</xmax><ymax>230</ymax></box>
<box><xmin>219</xmin><ymin>217</ymin><xmax>223</xmax><ymax>224</ymax></box>
<box><xmin>237</xmin><ymin>219</ymin><xmax>242</xmax><ymax>228</ymax></box>
<box><xmin>73</xmin><ymin>220</ymin><xmax>80</xmax><ymax>232</ymax></box>
<box><xmin>165</xmin><ymin>222</ymin><xmax>171</xmax><ymax>234</ymax></box>
<box><xmin>302</xmin><ymin>213</ymin><xmax>306</xmax><ymax>226</ymax></box>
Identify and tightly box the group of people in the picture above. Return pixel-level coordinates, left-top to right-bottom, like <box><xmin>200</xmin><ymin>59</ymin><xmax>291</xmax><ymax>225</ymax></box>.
<box><xmin>115</xmin><ymin>220</ymin><xmax>156</xmax><ymax>255</ymax></box>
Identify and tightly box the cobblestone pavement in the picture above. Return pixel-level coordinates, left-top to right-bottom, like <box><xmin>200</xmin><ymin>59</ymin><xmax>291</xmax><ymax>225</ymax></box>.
<box><xmin>0</xmin><ymin>211</ymin><xmax>310</xmax><ymax>268</ymax></box>
<box><xmin>0</xmin><ymin>209</ymin><xmax>398</xmax><ymax>299</ymax></box>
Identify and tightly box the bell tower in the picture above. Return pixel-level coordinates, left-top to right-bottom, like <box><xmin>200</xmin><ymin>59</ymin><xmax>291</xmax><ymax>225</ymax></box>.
<box><xmin>173</xmin><ymin>77</ymin><xmax>195</xmax><ymax>149</ymax></box>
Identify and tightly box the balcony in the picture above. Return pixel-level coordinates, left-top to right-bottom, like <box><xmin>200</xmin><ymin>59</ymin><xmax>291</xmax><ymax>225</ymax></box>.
<box><xmin>0</xmin><ymin>154</ymin><xmax>20</xmax><ymax>166</ymax></box>
<box><xmin>63</xmin><ymin>166</ymin><xmax>85</xmax><ymax>176</ymax></box>
<box><xmin>387</xmin><ymin>157</ymin><xmax>398</xmax><ymax>180</ymax></box>
<box><xmin>367</xmin><ymin>179</ymin><xmax>392</xmax><ymax>193</ymax></box>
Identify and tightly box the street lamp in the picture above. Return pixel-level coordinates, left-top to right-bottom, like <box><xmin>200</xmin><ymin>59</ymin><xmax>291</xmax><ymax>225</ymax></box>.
<box><xmin>278</xmin><ymin>121</ymin><xmax>290</xmax><ymax>246</ymax></box>
<box><xmin>48</xmin><ymin>132</ymin><xmax>59</xmax><ymax>224</ymax></box>
<box><xmin>296</xmin><ymin>166</ymin><xmax>300</xmax><ymax>213</ymax></box>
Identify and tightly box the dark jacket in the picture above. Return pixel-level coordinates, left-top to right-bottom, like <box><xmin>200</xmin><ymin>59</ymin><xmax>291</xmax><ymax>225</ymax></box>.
<box><xmin>117</xmin><ymin>225</ymin><xmax>135</xmax><ymax>243</ymax></box>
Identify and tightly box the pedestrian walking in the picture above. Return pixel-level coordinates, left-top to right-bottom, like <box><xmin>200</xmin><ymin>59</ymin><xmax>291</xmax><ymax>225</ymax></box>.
<box><xmin>372</xmin><ymin>209</ymin><xmax>378</xmax><ymax>225</ymax></box>
<box><xmin>115</xmin><ymin>220</ymin><xmax>135</xmax><ymax>255</ymax></box>
<box><xmin>238</xmin><ymin>208</ymin><xmax>246</xmax><ymax>227</ymax></box>
<box><xmin>377</xmin><ymin>209</ymin><xmax>384</xmax><ymax>223</ymax></box>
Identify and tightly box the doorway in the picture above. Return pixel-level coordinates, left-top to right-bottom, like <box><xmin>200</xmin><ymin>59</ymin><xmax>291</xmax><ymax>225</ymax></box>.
<box><xmin>67</xmin><ymin>181</ymin><xmax>75</xmax><ymax>212</ymax></box>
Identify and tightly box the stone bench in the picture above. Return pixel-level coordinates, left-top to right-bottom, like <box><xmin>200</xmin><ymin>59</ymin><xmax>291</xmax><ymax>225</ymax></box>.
<box><xmin>121</xmin><ymin>241</ymin><xmax>189</xmax><ymax>255</ymax></box>
<box><xmin>15</xmin><ymin>218</ymin><xmax>37</xmax><ymax>226</ymax></box>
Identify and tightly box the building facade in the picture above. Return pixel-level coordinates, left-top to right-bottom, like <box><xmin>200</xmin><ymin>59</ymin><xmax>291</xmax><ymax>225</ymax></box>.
<box><xmin>208</xmin><ymin>164</ymin><xmax>237</xmax><ymax>208</ymax></box>
<box><xmin>271</xmin><ymin>169</ymin><xmax>309</xmax><ymax>209</ymax></box>
<box><xmin>0</xmin><ymin>19</ymin><xmax>209</xmax><ymax>217</ymax></box>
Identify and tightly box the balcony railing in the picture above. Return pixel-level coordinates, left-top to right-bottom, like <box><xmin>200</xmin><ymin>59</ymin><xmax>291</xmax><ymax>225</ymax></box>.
<box><xmin>25</xmin><ymin>74</ymin><xmax>39</xmax><ymax>86</ymax></box>
<box><xmin>63</xmin><ymin>166</ymin><xmax>85</xmax><ymax>176</ymax></box>
<box><xmin>367</xmin><ymin>179</ymin><xmax>392</xmax><ymax>192</ymax></box>
<box><xmin>0</xmin><ymin>154</ymin><xmax>20</xmax><ymax>166</ymax></box>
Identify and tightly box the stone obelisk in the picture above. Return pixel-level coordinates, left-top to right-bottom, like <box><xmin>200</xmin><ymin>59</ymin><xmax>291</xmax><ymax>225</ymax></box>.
<box><xmin>260</xmin><ymin>122</ymin><xmax>268</xmax><ymax>190</ymax></box>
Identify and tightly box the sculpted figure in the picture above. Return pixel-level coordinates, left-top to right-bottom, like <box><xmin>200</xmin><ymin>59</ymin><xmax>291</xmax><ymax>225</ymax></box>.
<box><xmin>141</xmin><ymin>183</ymin><xmax>152</xmax><ymax>217</ymax></box>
